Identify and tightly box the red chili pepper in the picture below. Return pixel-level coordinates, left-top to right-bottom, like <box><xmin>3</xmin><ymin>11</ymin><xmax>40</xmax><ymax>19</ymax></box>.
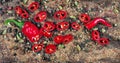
<box><xmin>39</xmin><ymin>28</ymin><xmax>44</xmax><ymax>37</ymax></box>
<box><xmin>91</xmin><ymin>30</ymin><xmax>100</xmax><ymax>41</ymax></box>
<box><xmin>20</xmin><ymin>9</ymin><xmax>29</xmax><ymax>18</ymax></box>
<box><xmin>43</xmin><ymin>21</ymin><xmax>55</xmax><ymax>31</ymax></box>
<box><xmin>79</xmin><ymin>13</ymin><xmax>90</xmax><ymax>24</ymax></box>
<box><xmin>39</xmin><ymin>27</ymin><xmax>53</xmax><ymax>38</ymax></box>
<box><xmin>34</xmin><ymin>11</ymin><xmax>47</xmax><ymax>22</ymax></box>
<box><xmin>28</xmin><ymin>2</ymin><xmax>39</xmax><ymax>12</ymax></box>
<box><xmin>45</xmin><ymin>44</ymin><xmax>57</xmax><ymax>54</ymax></box>
<box><xmin>22</xmin><ymin>22</ymin><xmax>40</xmax><ymax>42</ymax></box>
<box><xmin>54</xmin><ymin>35</ymin><xmax>63</xmax><ymax>44</ymax></box>
<box><xmin>85</xmin><ymin>17</ymin><xmax>112</xmax><ymax>30</ymax></box>
<box><xmin>15</xmin><ymin>6</ymin><xmax>23</xmax><ymax>15</ymax></box>
<box><xmin>54</xmin><ymin>10</ymin><xmax>67</xmax><ymax>20</ymax></box>
<box><xmin>56</xmin><ymin>21</ymin><xmax>69</xmax><ymax>31</ymax></box>
<box><xmin>32</xmin><ymin>44</ymin><xmax>44</xmax><ymax>52</ymax></box>
<box><xmin>63</xmin><ymin>34</ymin><xmax>73</xmax><ymax>44</ymax></box>
<box><xmin>5</xmin><ymin>19</ymin><xmax>40</xmax><ymax>42</ymax></box>
<box><xmin>43</xmin><ymin>31</ymin><xmax>53</xmax><ymax>38</ymax></box>
<box><xmin>14</xmin><ymin>6</ymin><xmax>29</xmax><ymax>18</ymax></box>
<box><xmin>71</xmin><ymin>22</ymin><xmax>81</xmax><ymax>30</ymax></box>
<box><xmin>97</xmin><ymin>38</ymin><xmax>109</xmax><ymax>46</ymax></box>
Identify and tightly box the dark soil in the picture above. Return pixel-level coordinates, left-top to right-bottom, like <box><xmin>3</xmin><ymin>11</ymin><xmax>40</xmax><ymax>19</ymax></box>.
<box><xmin>0</xmin><ymin>0</ymin><xmax>120</xmax><ymax>63</ymax></box>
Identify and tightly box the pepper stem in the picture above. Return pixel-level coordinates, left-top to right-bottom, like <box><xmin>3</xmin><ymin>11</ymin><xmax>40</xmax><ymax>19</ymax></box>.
<box><xmin>5</xmin><ymin>19</ymin><xmax>24</xmax><ymax>29</ymax></box>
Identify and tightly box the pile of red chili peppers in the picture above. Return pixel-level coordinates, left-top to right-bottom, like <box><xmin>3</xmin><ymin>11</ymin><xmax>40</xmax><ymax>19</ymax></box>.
<box><xmin>5</xmin><ymin>2</ymin><xmax>112</xmax><ymax>54</ymax></box>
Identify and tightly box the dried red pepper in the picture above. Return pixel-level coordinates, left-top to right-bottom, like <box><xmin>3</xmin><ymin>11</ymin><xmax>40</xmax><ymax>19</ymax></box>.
<box><xmin>71</xmin><ymin>22</ymin><xmax>81</xmax><ymax>30</ymax></box>
<box><xmin>63</xmin><ymin>34</ymin><xmax>73</xmax><ymax>44</ymax></box>
<box><xmin>45</xmin><ymin>44</ymin><xmax>57</xmax><ymax>54</ymax></box>
<box><xmin>34</xmin><ymin>11</ymin><xmax>47</xmax><ymax>22</ymax></box>
<box><xmin>79</xmin><ymin>13</ymin><xmax>90</xmax><ymax>24</ymax></box>
<box><xmin>15</xmin><ymin>6</ymin><xmax>29</xmax><ymax>18</ymax></box>
<box><xmin>43</xmin><ymin>31</ymin><xmax>53</xmax><ymax>38</ymax></box>
<box><xmin>85</xmin><ymin>17</ymin><xmax>112</xmax><ymax>30</ymax></box>
<box><xmin>97</xmin><ymin>38</ymin><xmax>109</xmax><ymax>46</ymax></box>
<box><xmin>39</xmin><ymin>28</ymin><xmax>44</xmax><ymax>37</ymax></box>
<box><xmin>32</xmin><ymin>44</ymin><xmax>44</xmax><ymax>52</ymax></box>
<box><xmin>20</xmin><ymin>10</ymin><xmax>29</xmax><ymax>18</ymax></box>
<box><xmin>54</xmin><ymin>35</ymin><xmax>63</xmax><ymax>44</ymax></box>
<box><xmin>54</xmin><ymin>10</ymin><xmax>67</xmax><ymax>20</ymax></box>
<box><xmin>28</xmin><ymin>2</ymin><xmax>39</xmax><ymax>12</ymax></box>
<box><xmin>56</xmin><ymin>21</ymin><xmax>69</xmax><ymax>31</ymax></box>
<box><xmin>15</xmin><ymin>6</ymin><xmax>23</xmax><ymax>15</ymax></box>
<box><xmin>91</xmin><ymin>30</ymin><xmax>100</xmax><ymax>41</ymax></box>
<box><xmin>43</xmin><ymin>21</ymin><xmax>55</xmax><ymax>32</ymax></box>
<box><xmin>5</xmin><ymin>19</ymin><xmax>40</xmax><ymax>42</ymax></box>
<box><xmin>39</xmin><ymin>27</ymin><xmax>53</xmax><ymax>38</ymax></box>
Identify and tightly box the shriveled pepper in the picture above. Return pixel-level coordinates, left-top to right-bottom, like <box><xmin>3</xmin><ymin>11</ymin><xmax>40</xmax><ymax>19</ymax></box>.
<box><xmin>45</xmin><ymin>44</ymin><xmax>57</xmax><ymax>54</ymax></box>
<box><xmin>79</xmin><ymin>13</ymin><xmax>90</xmax><ymax>24</ymax></box>
<box><xmin>63</xmin><ymin>34</ymin><xmax>73</xmax><ymax>44</ymax></box>
<box><xmin>54</xmin><ymin>35</ymin><xmax>63</xmax><ymax>44</ymax></box>
<box><xmin>97</xmin><ymin>38</ymin><xmax>109</xmax><ymax>46</ymax></box>
<box><xmin>15</xmin><ymin>6</ymin><xmax>29</xmax><ymax>18</ymax></box>
<box><xmin>14</xmin><ymin>6</ymin><xmax>23</xmax><ymax>15</ymax></box>
<box><xmin>32</xmin><ymin>44</ymin><xmax>44</xmax><ymax>52</ymax></box>
<box><xmin>20</xmin><ymin>10</ymin><xmax>29</xmax><ymax>18</ymax></box>
<box><xmin>5</xmin><ymin>19</ymin><xmax>40</xmax><ymax>42</ymax></box>
<box><xmin>43</xmin><ymin>21</ymin><xmax>55</xmax><ymax>32</ymax></box>
<box><xmin>39</xmin><ymin>27</ymin><xmax>53</xmax><ymax>38</ymax></box>
<box><xmin>91</xmin><ymin>30</ymin><xmax>100</xmax><ymax>41</ymax></box>
<box><xmin>28</xmin><ymin>2</ymin><xmax>39</xmax><ymax>12</ymax></box>
<box><xmin>43</xmin><ymin>31</ymin><xmax>53</xmax><ymax>38</ymax></box>
<box><xmin>56</xmin><ymin>21</ymin><xmax>69</xmax><ymax>31</ymax></box>
<box><xmin>85</xmin><ymin>17</ymin><xmax>112</xmax><ymax>30</ymax></box>
<box><xmin>71</xmin><ymin>22</ymin><xmax>81</xmax><ymax>30</ymax></box>
<box><xmin>34</xmin><ymin>11</ymin><xmax>47</xmax><ymax>22</ymax></box>
<box><xmin>39</xmin><ymin>28</ymin><xmax>44</xmax><ymax>37</ymax></box>
<box><xmin>54</xmin><ymin>10</ymin><xmax>67</xmax><ymax>20</ymax></box>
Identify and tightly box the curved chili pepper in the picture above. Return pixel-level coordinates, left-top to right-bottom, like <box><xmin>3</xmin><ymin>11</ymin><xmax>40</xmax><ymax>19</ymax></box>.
<box><xmin>34</xmin><ymin>11</ymin><xmax>47</xmax><ymax>22</ymax></box>
<box><xmin>28</xmin><ymin>2</ymin><xmax>39</xmax><ymax>12</ymax></box>
<box><xmin>79</xmin><ymin>13</ymin><xmax>90</xmax><ymax>24</ymax></box>
<box><xmin>32</xmin><ymin>44</ymin><xmax>44</xmax><ymax>52</ymax></box>
<box><xmin>45</xmin><ymin>44</ymin><xmax>57</xmax><ymax>54</ymax></box>
<box><xmin>63</xmin><ymin>34</ymin><xmax>73</xmax><ymax>44</ymax></box>
<box><xmin>54</xmin><ymin>35</ymin><xmax>63</xmax><ymax>44</ymax></box>
<box><xmin>85</xmin><ymin>17</ymin><xmax>112</xmax><ymax>30</ymax></box>
<box><xmin>54</xmin><ymin>10</ymin><xmax>67</xmax><ymax>20</ymax></box>
<box><xmin>5</xmin><ymin>19</ymin><xmax>40</xmax><ymax>42</ymax></box>
<box><xmin>56</xmin><ymin>21</ymin><xmax>69</xmax><ymax>31</ymax></box>
<box><xmin>43</xmin><ymin>21</ymin><xmax>55</xmax><ymax>32</ymax></box>
<box><xmin>91</xmin><ymin>30</ymin><xmax>100</xmax><ymax>41</ymax></box>
<box><xmin>71</xmin><ymin>22</ymin><xmax>81</xmax><ymax>30</ymax></box>
<box><xmin>97</xmin><ymin>38</ymin><xmax>109</xmax><ymax>46</ymax></box>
